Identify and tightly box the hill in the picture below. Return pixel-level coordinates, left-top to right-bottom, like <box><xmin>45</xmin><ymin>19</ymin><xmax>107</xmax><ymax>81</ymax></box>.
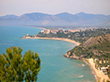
<box><xmin>65</xmin><ymin>34</ymin><xmax>110</xmax><ymax>60</ymax></box>
<box><xmin>0</xmin><ymin>12</ymin><xmax>110</xmax><ymax>26</ymax></box>
<box><xmin>64</xmin><ymin>33</ymin><xmax>110</xmax><ymax>80</ymax></box>
<box><xmin>37</xmin><ymin>28</ymin><xmax>110</xmax><ymax>43</ymax></box>
<box><xmin>0</xmin><ymin>15</ymin><xmax>18</xmax><ymax>19</ymax></box>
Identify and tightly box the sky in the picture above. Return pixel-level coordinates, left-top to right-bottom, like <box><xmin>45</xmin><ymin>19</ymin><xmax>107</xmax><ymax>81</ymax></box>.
<box><xmin>0</xmin><ymin>0</ymin><xmax>110</xmax><ymax>16</ymax></box>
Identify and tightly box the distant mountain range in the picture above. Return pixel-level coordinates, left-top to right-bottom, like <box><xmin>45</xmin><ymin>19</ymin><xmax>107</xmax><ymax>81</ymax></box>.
<box><xmin>0</xmin><ymin>12</ymin><xmax>110</xmax><ymax>26</ymax></box>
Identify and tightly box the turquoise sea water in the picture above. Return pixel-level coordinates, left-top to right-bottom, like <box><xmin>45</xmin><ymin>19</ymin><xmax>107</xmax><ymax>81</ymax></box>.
<box><xmin>0</xmin><ymin>26</ymin><xmax>96</xmax><ymax>82</ymax></box>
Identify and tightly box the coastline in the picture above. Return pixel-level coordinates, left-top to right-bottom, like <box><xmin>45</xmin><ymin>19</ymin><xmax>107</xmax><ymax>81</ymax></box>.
<box><xmin>23</xmin><ymin>35</ymin><xmax>110</xmax><ymax>82</ymax></box>
<box><xmin>32</xmin><ymin>26</ymin><xmax>47</xmax><ymax>30</ymax></box>
<box><xmin>26</xmin><ymin>26</ymin><xmax>47</xmax><ymax>30</ymax></box>
<box><xmin>24</xmin><ymin>37</ymin><xmax>80</xmax><ymax>46</ymax></box>
<box><xmin>86</xmin><ymin>58</ymin><xmax>110</xmax><ymax>82</ymax></box>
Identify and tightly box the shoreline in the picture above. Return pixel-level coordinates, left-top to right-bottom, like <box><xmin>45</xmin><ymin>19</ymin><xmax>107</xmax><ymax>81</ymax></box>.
<box><xmin>25</xmin><ymin>26</ymin><xmax>47</xmax><ymax>30</ymax></box>
<box><xmin>86</xmin><ymin>58</ymin><xmax>110</xmax><ymax>82</ymax></box>
<box><xmin>23</xmin><ymin>35</ymin><xmax>110</xmax><ymax>82</ymax></box>
<box><xmin>24</xmin><ymin>37</ymin><xmax>80</xmax><ymax>46</ymax></box>
<box><xmin>83</xmin><ymin>59</ymin><xmax>98</xmax><ymax>81</ymax></box>
<box><xmin>32</xmin><ymin>26</ymin><xmax>47</xmax><ymax>30</ymax></box>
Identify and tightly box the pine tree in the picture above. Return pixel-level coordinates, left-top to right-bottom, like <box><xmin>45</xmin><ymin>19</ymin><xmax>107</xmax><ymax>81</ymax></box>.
<box><xmin>0</xmin><ymin>47</ymin><xmax>41</xmax><ymax>82</ymax></box>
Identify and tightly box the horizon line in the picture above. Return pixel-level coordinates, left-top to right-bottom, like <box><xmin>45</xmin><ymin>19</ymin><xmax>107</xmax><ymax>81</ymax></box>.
<box><xmin>0</xmin><ymin>11</ymin><xmax>110</xmax><ymax>17</ymax></box>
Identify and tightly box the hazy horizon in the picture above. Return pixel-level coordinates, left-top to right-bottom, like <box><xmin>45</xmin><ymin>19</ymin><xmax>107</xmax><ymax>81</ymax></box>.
<box><xmin>1</xmin><ymin>11</ymin><xmax>110</xmax><ymax>17</ymax></box>
<box><xmin>0</xmin><ymin>0</ymin><xmax>110</xmax><ymax>16</ymax></box>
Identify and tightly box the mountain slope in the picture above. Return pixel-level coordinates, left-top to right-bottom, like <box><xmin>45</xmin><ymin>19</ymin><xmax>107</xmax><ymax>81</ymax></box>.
<box><xmin>0</xmin><ymin>15</ymin><xmax>18</xmax><ymax>19</ymax></box>
<box><xmin>55</xmin><ymin>12</ymin><xmax>79</xmax><ymax>22</ymax></box>
<box><xmin>0</xmin><ymin>12</ymin><xmax>110</xmax><ymax>26</ymax></box>
<box><xmin>17</xmin><ymin>13</ymin><xmax>51</xmax><ymax>21</ymax></box>
<box><xmin>65</xmin><ymin>34</ymin><xmax>110</xmax><ymax>59</ymax></box>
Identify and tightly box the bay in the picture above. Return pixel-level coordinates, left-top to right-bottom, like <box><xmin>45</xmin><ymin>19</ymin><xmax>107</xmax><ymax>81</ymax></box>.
<box><xmin>0</xmin><ymin>26</ymin><xmax>96</xmax><ymax>82</ymax></box>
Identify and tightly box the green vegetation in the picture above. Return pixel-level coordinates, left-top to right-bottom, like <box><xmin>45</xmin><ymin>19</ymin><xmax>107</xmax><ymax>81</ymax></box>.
<box><xmin>37</xmin><ymin>32</ymin><xmax>68</xmax><ymax>38</ymax></box>
<box><xmin>68</xmin><ymin>34</ymin><xmax>110</xmax><ymax>59</ymax></box>
<box><xmin>0</xmin><ymin>47</ymin><xmax>41</xmax><ymax>82</ymax></box>
<box><xmin>37</xmin><ymin>28</ymin><xmax>110</xmax><ymax>43</ymax></box>
<box><xmin>108</xmin><ymin>67</ymin><xmax>110</xmax><ymax>78</ymax></box>
<box><xmin>36</xmin><ymin>28</ymin><xmax>110</xmax><ymax>78</ymax></box>
<box><xmin>67</xmin><ymin>34</ymin><xmax>110</xmax><ymax>78</ymax></box>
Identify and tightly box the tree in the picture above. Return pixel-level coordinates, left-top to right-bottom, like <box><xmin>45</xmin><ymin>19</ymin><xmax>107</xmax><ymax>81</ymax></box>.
<box><xmin>0</xmin><ymin>47</ymin><xmax>41</xmax><ymax>82</ymax></box>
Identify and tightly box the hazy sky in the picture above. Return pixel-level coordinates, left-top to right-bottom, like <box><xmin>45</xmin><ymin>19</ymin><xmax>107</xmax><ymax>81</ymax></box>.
<box><xmin>0</xmin><ymin>0</ymin><xmax>110</xmax><ymax>16</ymax></box>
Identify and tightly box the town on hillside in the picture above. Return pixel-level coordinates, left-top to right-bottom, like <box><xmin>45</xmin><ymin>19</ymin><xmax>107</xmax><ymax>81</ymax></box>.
<box><xmin>22</xmin><ymin>28</ymin><xmax>110</xmax><ymax>43</ymax></box>
<box><xmin>40</xmin><ymin>29</ymin><xmax>80</xmax><ymax>34</ymax></box>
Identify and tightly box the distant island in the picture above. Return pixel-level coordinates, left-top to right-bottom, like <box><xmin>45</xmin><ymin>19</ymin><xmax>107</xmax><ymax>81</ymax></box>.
<box><xmin>22</xmin><ymin>28</ymin><xmax>110</xmax><ymax>82</ymax></box>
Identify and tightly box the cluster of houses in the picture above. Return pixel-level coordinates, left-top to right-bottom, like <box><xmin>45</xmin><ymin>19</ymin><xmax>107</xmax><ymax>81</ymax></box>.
<box><xmin>22</xmin><ymin>29</ymin><xmax>81</xmax><ymax>39</ymax></box>
<box><xmin>94</xmin><ymin>58</ymin><xmax>110</xmax><ymax>75</ymax></box>
<box><xmin>40</xmin><ymin>29</ymin><xmax>80</xmax><ymax>34</ymax></box>
<box><xmin>40</xmin><ymin>28</ymin><xmax>110</xmax><ymax>35</ymax></box>
<box><xmin>41</xmin><ymin>29</ymin><xmax>58</xmax><ymax>34</ymax></box>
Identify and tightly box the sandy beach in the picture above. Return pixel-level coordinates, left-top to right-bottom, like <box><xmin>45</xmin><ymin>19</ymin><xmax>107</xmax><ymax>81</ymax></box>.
<box><xmin>86</xmin><ymin>58</ymin><xmax>110</xmax><ymax>82</ymax></box>
<box><xmin>25</xmin><ymin>37</ymin><xmax>80</xmax><ymax>46</ymax></box>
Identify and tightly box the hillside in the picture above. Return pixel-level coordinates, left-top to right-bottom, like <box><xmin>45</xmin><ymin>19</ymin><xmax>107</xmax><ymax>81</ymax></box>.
<box><xmin>37</xmin><ymin>28</ymin><xmax>110</xmax><ymax>43</ymax></box>
<box><xmin>64</xmin><ymin>34</ymin><xmax>110</xmax><ymax>80</ymax></box>
<box><xmin>0</xmin><ymin>12</ymin><xmax>110</xmax><ymax>26</ymax></box>
<box><xmin>65</xmin><ymin>34</ymin><xmax>110</xmax><ymax>60</ymax></box>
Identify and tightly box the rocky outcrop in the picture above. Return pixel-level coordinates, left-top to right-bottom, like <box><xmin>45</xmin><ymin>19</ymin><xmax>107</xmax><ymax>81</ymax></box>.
<box><xmin>63</xmin><ymin>52</ymin><xmax>81</xmax><ymax>59</ymax></box>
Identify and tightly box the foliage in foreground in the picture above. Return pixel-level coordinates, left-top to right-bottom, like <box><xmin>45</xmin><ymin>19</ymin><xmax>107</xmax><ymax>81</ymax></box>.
<box><xmin>0</xmin><ymin>47</ymin><xmax>41</xmax><ymax>82</ymax></box>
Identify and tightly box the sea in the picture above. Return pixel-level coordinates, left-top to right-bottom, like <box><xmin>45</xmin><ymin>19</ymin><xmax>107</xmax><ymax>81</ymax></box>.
<box><xmin>0</xmin><ymin>26</ymin><xmax>96</xmax><ymax>82</ymax></box>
